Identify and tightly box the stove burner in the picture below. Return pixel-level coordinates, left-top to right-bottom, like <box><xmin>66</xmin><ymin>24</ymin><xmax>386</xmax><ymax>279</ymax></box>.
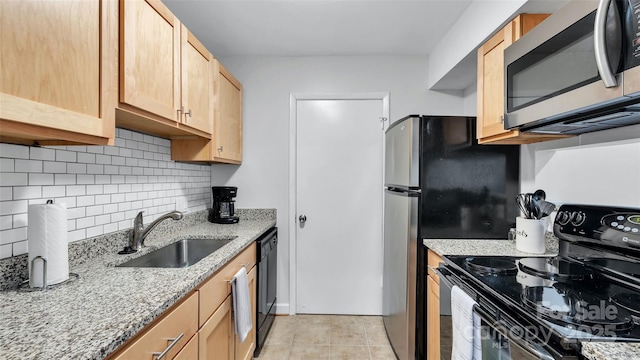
<box><xmin>522</xmin><ymin>284</ymin><xmax>634</xmax><ymax>333</ymax></box>
<box><xmin>517</xmin><ymin>257</ymin><xmax>591</xmax><ymax>281</ymax></box>
<box><xmin>464</xmin><ymin>257</ymin><xmax>518</xmax><ymax>275</ymax></box>
<box><xmin>586</xmin><ymin>258</ymin><xmax>640</xmax><ymax>279</ymax></box>
<box><xmin>611</xmin><ymin>292</ymin><xmax>640</xmax><ymax>318</ymax></box>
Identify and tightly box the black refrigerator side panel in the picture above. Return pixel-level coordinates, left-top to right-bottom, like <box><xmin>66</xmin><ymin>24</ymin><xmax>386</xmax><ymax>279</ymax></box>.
<box><xmin>418</xmin><ymin>116</ymin><xmax>520</xmax><ymax>240</ymax></box>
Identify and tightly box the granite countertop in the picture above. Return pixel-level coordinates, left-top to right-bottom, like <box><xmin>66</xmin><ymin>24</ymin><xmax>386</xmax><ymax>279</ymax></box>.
<box><xmin>423</xmin><ymin>234</ymin><xmax>559</xmax><ymax>257</ymax></box>
<box><xmin>0</xmin><ymin>209</ymin><xmax>276</xmax><ymax>360</ymax></box>
<box><xmin>424</xmin><ymin>235</ymin><xmax>640</xmax><ymax>360</ymax></box>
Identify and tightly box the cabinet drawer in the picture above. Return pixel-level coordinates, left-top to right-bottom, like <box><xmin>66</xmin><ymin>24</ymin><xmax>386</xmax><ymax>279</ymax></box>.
<box><xmin>109</xmin><ymin>291</ymin><xmax>198</xmax><ymax>360</ymax></box>
<box><xmin>427</xmin><ymin>249</ymin><xmax>443</xmax><ymax>284</ymax></box>
<box><xmin>198</xmin><ymin>243</ymin><xmax>256</xmax><ymax>327</ymax></box>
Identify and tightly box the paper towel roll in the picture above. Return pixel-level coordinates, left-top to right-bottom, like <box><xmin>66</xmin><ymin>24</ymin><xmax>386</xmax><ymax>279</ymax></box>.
<box><xmin>28</xmin><ymin>202</ymin><xmax>69</xmax><ymax>288</ymax></box>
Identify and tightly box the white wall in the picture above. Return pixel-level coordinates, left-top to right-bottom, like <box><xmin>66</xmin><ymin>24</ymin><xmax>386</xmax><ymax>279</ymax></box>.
<box><xmin>520</xmin><ymin>124</ymin><xmax>640</xmax><ymax>207</ymax></box>
<box><xmin>211</xmin><ymin>55</ymin><xmax>467</xmax><ymax>313</ymax></box>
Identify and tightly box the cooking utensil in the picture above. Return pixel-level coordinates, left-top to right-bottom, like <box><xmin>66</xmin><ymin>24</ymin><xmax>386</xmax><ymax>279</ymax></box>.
<box><xmin>537</xmin><ymin>200</ymin><xmax>556</xmax><ymax>218</ymax></box>
<box><xmin>530</xmin><ymin>189</ymin><xmax>547</xmax><ymax>219</ymax></box>
<box><xmin>516</xmin><ymin>193</ymin><xmax>531</xmax><ymax>219</ymax></box>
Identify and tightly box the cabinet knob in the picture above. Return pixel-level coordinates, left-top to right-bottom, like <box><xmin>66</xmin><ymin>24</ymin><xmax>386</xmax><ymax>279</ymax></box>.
<box><xmin>217</xmin><ymin>146</ymin><xmax>223</xmax><ymax>152</ymax></box>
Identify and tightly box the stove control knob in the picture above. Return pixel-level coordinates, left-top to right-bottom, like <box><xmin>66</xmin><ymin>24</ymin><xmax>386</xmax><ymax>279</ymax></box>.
<box><xmin>571</xmin><ymin>211</ymin><xmax>586</xmax><ymax>226</ymax></box>
<box><xmin>556</xmin><ymin>211</ymin><xmax>570</xmax><ymax>225</ymax></box>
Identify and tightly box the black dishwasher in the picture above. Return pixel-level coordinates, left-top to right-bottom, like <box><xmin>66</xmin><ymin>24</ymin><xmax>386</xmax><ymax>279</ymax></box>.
<box><xmin>255</xmin><ymin>227</ymin><xmax>277</xmax><ymax>357</ymax></box>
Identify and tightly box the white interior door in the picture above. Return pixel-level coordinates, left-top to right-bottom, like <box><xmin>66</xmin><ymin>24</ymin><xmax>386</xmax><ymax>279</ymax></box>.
<box><xmin>296</xmin><ymin>98</ymin><xmax>384</xmax><ymax>315</ymax></box>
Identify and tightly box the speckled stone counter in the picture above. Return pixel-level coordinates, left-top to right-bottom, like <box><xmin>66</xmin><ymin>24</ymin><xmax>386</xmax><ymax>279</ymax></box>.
<box><xmin>582</xmin><ymin>342</ymin><xmax>640</xmax><ymax>360</ymax></box>
<box><xmin>423</xmin><ymin>233</ymin><xmax>559</xmax><ymax>257</ymax></box>
<box><xmin>0</xmin><ymin>209</ymin><xmax>276</xmax><ymax>360</ymax></box>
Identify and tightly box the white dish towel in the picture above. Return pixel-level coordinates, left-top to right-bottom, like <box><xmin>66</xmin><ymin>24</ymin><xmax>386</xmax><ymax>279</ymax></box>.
<box><xmin>232</xmin><ymin>267</ymin><xmax>253</xmax><ymax>343</ymax></box>
<box><xmin>451</xmin><ymin>285</ymin><xmax>482</xmax><ymax>360</ymax></box>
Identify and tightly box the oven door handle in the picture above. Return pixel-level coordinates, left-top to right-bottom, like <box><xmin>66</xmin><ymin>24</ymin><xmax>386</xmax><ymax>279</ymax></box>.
<box><xmin>475</xmin><ymin>308</ymin><xmax>555</xmax><ymax>360</ymax></box>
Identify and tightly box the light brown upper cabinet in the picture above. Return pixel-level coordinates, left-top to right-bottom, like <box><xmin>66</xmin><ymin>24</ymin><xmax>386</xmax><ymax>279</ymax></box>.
<box><xmin>477</xmin><ymin>14</ymin><xmax>572</xmax><ymax>145</ymax></box>
<box><xmin>172</xmin><ymin>60</ymin><xmax>243</xmax><ymax>164</ymax></box>
<box><xmin>0</xmin><ymin>0</ymin><xmax>118</xmax><ymax>146</ymax></box>
<box><xmin>118</xmin><ymin>0</ymin><xmax>213</xmax><ymax>139</ymax></box>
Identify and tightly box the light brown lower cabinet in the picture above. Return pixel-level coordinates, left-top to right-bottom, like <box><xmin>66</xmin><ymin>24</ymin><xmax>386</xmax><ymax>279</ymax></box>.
<box><xmin>199</xmin><ymin>296</ymin><xmax>234</xmax><ymax>360</ymax></box>
<box><xmin>198</xmin><ymin>266</ymin><xmax>256</xmax><ymax>360</ymax></box>
<box><xmin>107</xmin><ymin>243</ymin><xmax>257</xmax><ymax>360</ymax></box>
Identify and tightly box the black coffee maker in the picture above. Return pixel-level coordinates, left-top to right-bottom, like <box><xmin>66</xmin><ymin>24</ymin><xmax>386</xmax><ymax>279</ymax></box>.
<box><xmin>209</xmin><ymin>186</ymin><xmax>239</xmax><ymax>224</ymax></box>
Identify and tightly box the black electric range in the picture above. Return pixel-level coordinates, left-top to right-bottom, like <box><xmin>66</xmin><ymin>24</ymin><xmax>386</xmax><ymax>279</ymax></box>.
<box><xmin>439</xmin><ymin>204</ymin><xmax>640</xmax><ymax>359</ymax></box>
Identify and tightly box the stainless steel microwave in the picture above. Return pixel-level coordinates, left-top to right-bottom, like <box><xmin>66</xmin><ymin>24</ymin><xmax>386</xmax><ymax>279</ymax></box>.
<box><xmin>504</xmin><ymin>0</ymin><xmax>640</xmax><ymax>134</ymax></box>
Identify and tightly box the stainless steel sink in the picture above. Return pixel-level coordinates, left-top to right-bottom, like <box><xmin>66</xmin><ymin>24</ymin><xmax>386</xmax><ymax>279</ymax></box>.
<box><xmin>116</xmin><ymin>238</ymin><xmax>236</xmax><ymax>268</ymax></box>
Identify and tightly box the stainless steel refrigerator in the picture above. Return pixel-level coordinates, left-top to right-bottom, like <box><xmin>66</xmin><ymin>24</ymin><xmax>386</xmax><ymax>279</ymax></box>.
<box><xmin>382</xmin><ymin>115</ymin><xmax>519</xmax><ymax>360</ymax></box>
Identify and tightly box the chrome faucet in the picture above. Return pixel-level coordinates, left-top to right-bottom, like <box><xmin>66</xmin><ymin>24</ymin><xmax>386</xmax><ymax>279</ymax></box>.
<box><xmin>128</xmin><ymin>210</ymin><xmax>183</xmax><ymax>252</ymax></box>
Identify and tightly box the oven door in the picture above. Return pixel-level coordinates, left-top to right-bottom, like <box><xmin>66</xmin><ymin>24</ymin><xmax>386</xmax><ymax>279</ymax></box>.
<box><xmin>437</xmin><ymin>267</ymin><xmax>561</xmax><ymax>360</ymax></box>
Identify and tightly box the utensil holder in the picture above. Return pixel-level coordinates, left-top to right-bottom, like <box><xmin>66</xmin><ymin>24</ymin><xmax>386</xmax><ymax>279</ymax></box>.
<box><xmin>515</xmin><ymin>217</ymin><xmax>547</xmax><ymax>254</ymax></box>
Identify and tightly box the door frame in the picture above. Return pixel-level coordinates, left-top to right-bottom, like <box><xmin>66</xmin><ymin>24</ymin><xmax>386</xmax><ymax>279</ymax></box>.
<box><xmin>288</xmin><ymin>92</ymin><xmax>390</xmax><ymax>315</ymax></box>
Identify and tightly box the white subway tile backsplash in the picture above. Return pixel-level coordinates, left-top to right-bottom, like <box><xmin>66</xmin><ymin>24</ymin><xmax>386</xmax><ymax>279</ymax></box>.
<box><xmin>95</xmin><ymin>195</ymin><xmax>110</xmax><ymax>205</ymax></box>
<box><xmin>42</xmin><ymin>186</ymin><xmax>65</xmax><ymax>198</ymax></box>
<box><xmin>56</xmin><ymin>149</ymin><xmax>77</xmax><ymax>162</ymax></box>
<box><xmin>66</xmin><ymin>185</ymin><xmax>86</xmax><ymax>197</ymax></box>
<box><xmin>77</xmin><ymin>196</ymin><xmax>95</xmax><ymax>207</ymax></box>
<box><xmin>77</xmin><ymin>152</ymin><xmax>95</xmax><ymax>164</ymax></box>
<box><xmin>13</xmin><ymin>213</ymin><xmax>27</xmax><ymax>228</ymax></box>
<box><xmin>0</xmin><ymin>216</ymin><xmax>11</xmax><ymax>230</ymax></box>
<box><xmin>76</xmin><ymin>175</ymin><xmax>95</xmax><ymax>185</ymax></box>
<box><xmin>0</xmin><ymin>200</ymin><xmax>27</xmax><ymax>215</ymax></box>
<box><xmin>29</xmin><ymin>173</ymin><xmax>54</xmax><ymax>186</ymax></box>
<box><xmin>44</xmin><ymin>161</ymin><xmax>67</xmax><ymax>173</ymax></box>
<box><xmin>12</xmin><ymin>241</ymin><xmax>27</xmax><ymax>256</ymax></box>
<box><xmin>67</xmin><ymin>163</ymin><xmax>87</xmax><ymax>174</ymax></box>
<box><xmin>0</xmin><ymin>128</ymin><xmax>210</xmax><ymax>259</ymax></box>
<box><xmin>13</xmin><ymin>186</ymin><xmax>42</xmax><ymax>200</ymax></box>
<box><xmin>30</xmin><ymin>147</ymin><xmax>55</xmax><ymax>161</ymax></box>
<box><xmin>68</xmin><ymin>229</ymin><xmax>86</xmax><ymax>242</ymax></box>
<box><xmin>0</xmin><ymin>173</ymin><xmax>28</xmax><ymax>186</ymax></box>
<box><xmin>0</xmin><ymin>244</ymin><xmax>11</xmax><ymax>258</ymax></box>
<box><xmin>87</xmin><ymin>164</ymin><xmax>104</xmax><ymax>175</ymax></box>
<box><xmin>0</xmin><ymin>143</ymin><xmax>29</xmax><ymax>159</ymax></box>
<box><xmin>15</xmin><ymin>159</ymin><xmax>42</xmax><ymax>173</ymax></box>
<box><xmin>0</xmin><ymin>159</ymin><xmax>15</xmax><ymax>172</ymax></box>
<box><xmin>0</xmin><ymin>227</ymin><xmax>27</xmax><ymax>245</ymax></box>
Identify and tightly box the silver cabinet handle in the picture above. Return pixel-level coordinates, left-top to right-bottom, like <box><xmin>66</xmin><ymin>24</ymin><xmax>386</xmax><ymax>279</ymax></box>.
<box><xmin>217</xmin><ymin>146</ymin><xmax>223</xmax><ymax>152</ymax></box>
<box><xmin>184</xmin><ymin>109</ymin><xmax>192</xmax><ymax>122</ymax></box>
<box><xmin>152</xmin><ymin>332</ymin><xmax>184</xmax><ymax>359</ymax></box>
<box><xmin>299</xmin><ymin>215</ymin><xmax>307</xmax><ymax>224</ymax></box>
<box><xmin>499</xmin><ymin>115</ymin><xmax>504</xmax><ymax>124</ymax></box>
<box><xmin>594</xmin><ymin>0</ymin><xmax>618</xmax><ymax>87</ymax></box>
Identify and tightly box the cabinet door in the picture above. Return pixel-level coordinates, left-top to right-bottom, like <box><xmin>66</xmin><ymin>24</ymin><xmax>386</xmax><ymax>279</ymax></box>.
<box><xmin>0</xmin><ymin>0</ymin><xmax>117</xmax><ymax>145</ymax></box>
<box><xmin>214</xmin><ymin>61</ymin><xmax>243</xmax><ymax>164</ymax></box>
<box><xmin>121</xmin><ymin>0</ymin><xmax>180</xmax><ymax>122</ymax></box>
<box><xmin>180</xmin><ymin>25</ymin><xmax>213</xmax><ymax>135</ymax></box>
<box><xmin>477</xmin><ymin>23</ymin><xmax>512</xmax><ymax>141</ymax></box>
<box><xmin>173</xmin><ymin>333</ymin><xmax>198</xmax><ymax>360</ymax></box>
<box><xmin>476</xmin><ymin>14</ymin><xmax>562</xmax><ymax>144</ymax></box>
<box><xmin>427</xmin><ymin>275</ymin><xmax>440</xmax><ymax>360</ymax></box>
<box><xmin>199</xmin><ymin>296</ymin><xmax>234</xmax><ymax>360</ymax></box>
<box><xmin>234</xmin><ymin>266</ymin><xmax>257</xmax><ymax>360</ymax></box>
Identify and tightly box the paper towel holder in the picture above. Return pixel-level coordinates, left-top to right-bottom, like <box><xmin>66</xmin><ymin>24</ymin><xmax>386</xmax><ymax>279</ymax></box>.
<box><xmin>31</xmin><ymin>256</ymin><xmax>47</xmax><ymax>289</ymax></box>
<box><xmin>20</xmin><ymin>256</ymin><xmax>79</xmax><ymax>292</ymax></box>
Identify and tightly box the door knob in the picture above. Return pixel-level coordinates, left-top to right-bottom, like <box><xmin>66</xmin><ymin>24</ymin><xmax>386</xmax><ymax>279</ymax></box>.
<box><xmin>299</xmin><ymin>215</ymin><xmax>307</xmax><ymax>224</ymax></box>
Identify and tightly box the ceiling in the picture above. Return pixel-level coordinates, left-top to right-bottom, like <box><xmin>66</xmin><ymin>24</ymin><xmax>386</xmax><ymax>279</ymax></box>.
<box><xmin>163</xmin><ymin>0</ymin><xmax>474</xmax><ymax>57</ymax></box>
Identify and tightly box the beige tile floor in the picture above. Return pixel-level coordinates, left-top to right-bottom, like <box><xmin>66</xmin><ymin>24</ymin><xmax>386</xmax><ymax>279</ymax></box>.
<box><xmin>255</xmin><ymin>314</ymin><xmax>397</xmax><ymax>360</ymax></box>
